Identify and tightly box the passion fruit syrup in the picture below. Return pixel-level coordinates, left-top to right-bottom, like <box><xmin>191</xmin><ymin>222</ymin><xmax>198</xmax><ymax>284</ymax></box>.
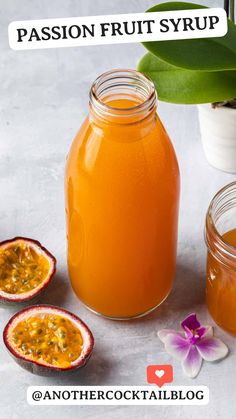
<box><xmin>65</xmin><ymin>70</ymin><xmax>180</xmax><ymax>318</ymax></box>
<box><xmin>207</xmin><ymin>228</ymin><xmax>236</xmax><ymax>335</ymax></box>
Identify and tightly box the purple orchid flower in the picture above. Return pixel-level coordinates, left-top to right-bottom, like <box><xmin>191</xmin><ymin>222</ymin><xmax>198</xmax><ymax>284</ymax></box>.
<box><xmin>158</xmin><ymin>313</ymin><xmax>228</xmax><ymax>378</ymax></box>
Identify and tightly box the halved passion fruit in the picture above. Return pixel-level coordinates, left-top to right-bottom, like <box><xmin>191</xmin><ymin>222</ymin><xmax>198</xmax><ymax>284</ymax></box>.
<box><xmin>3</xmin><ymin>305</ymin><xmax>94</xmax><ymax>375</ymax></box>
<box><xmin>0</xmin><ymin>237</ymin><xmax>56</xmax><ymax>304</ymax></box>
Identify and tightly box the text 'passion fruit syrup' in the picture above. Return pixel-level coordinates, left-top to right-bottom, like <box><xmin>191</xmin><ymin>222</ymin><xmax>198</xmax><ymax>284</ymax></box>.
<box><xmin>65</xmin><ymin>70</ymin><xmax>180</xmax><ymax>319</ymax></box>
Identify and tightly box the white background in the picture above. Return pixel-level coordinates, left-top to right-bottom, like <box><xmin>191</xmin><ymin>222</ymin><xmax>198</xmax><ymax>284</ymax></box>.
<box><xmin>0</xmin><ymin>1</ymin><xmax>235</xmax><ymax>418</ymax></box>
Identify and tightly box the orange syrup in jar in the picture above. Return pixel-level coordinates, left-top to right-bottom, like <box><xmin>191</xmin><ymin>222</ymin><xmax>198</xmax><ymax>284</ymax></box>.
<box><xmin>206</xmin><ymin>182</ymin><xmax>236</xmax><ymax>335</ymax></box>
<box><xmin>207</xmin><ymin>228</ymin><xmax>236</xmax><ymax>335</ymax></box>
<box><xmin>65</xmin><ymin>70</ymin><xmax>180</xmax><ymax>319</ymax></box>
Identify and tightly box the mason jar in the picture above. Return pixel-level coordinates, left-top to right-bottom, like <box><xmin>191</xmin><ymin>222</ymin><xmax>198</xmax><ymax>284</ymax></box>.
<box><xmin>206</xmin><ymin>181</ymin><xmax>236</xmax><ymax>334</ymax></box>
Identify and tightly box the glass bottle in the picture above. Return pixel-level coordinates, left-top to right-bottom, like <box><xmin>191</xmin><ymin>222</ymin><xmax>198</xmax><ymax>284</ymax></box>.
<box><xmin>65</xmin><ymin>69</ymin><xmax>180</xmax><ymax>319</ymax></box>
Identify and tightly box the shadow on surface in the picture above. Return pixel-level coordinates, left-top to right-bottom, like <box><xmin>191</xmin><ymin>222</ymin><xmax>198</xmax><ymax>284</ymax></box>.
<box><xmin>39</xmin><ymin>271</ymin><xmax>70</xmax><ymax>308</ymax></box>
<box><xmin>39</xmin><ymin>340</ymin><xmax>112</xmax><ymax>385</ymax></box>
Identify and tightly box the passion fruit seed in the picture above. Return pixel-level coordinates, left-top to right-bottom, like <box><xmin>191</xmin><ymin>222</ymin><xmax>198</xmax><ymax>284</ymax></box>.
<box><xmin>11</xmin><ymin>314</ymin><xmax>84</xmax><ymax>368</ymax></box>
<box><xmin>0</xmin><ymin>243</ymin><xmax>51</xmax><ymax>295</ymax></box>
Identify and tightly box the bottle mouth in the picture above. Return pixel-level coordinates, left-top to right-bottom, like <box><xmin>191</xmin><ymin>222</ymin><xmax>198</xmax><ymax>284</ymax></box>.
<box><xmin>89</xmin><ymin>69</ymin><xmax>157</xmax><ymax>122</ymax></box>
<box><xmin>205</xmin><ymin>181</ymin><xmax>236</xmax><ymax>267</ymax></box>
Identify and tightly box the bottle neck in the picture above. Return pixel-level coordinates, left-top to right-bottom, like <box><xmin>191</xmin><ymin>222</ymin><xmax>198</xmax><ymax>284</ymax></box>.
<box><xmin>89</xmin><ymin>69</ymin><xmax>157</xmax><ymax>126</ymax></box>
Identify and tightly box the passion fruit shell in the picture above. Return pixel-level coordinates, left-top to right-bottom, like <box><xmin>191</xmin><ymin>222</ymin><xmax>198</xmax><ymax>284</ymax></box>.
<box><xmin>3</xmin><ymin>305</ymin><xmax>94</xmax><ymax>376</ymax></box>
<box><xmin>0</xmin><ymin>237</ymin><xmax>56</xmax><ymax>305</ymax></box>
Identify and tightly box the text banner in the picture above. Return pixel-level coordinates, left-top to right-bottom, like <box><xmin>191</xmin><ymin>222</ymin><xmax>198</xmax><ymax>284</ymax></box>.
<box><xmin>9</xmin><ymin>8</ymin><xmax>227</xmax><ymax>50</ymax></box>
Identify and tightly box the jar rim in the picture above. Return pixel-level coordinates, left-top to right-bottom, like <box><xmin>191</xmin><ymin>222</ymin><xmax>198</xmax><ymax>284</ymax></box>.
<box><xmin>89</xmin><ymin>69</ymin><xmax>157</xmax><ymax>121</ymax></box>
<box><xmin>205</xmin><ymin>181</ymin><xmax>236</xmax><ymax>264</ymax></box>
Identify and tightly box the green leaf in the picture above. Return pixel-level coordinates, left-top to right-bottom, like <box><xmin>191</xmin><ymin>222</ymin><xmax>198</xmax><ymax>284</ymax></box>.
<box><xmin>143</xmin><ymin>2</ymin><xmax>236</xmax><ymax>71</ymax></box>
<box><xmin>138</xmin><ymin>52</ymin><xmax>236</xmax><ymax>104</ymax></box>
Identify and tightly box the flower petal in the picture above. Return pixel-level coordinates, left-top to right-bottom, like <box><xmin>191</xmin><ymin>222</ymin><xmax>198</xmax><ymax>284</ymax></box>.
<box><xmin>158</xmin><ymin>329</ymin><xmax>183</xmax><ymax>343</ymax></box>
<box><xmin>183</xmin><ymin>326</ymin><xmax>193</xmax><ymax>340</ymax></box>
<box><xmin>196</xmin><ymin>337</ymin><xmax>228</xmax><ymax>361</ymax></box>
<box><xmin>164</xmin><ymin>333</ymin><xmax>190</xmax><ymax>360</ymax></box>
<box><xmin>200</xmin><ymin>326</ymin><xmax>213</xmax><ymax>339</ymax></box>
<box><xmin>181</xmin><ymin>313</ymin><xmax>201</xmax><ymax>332</ymax></box>
<box><xmin>196</xmin><ymin>326</ymin><xmax>207</xmax><ymax>338</ymax></box>
<box><xmin>182</xmin><ymin>346</ymin><xmax>202</xmax><ymax>378</ymax></box>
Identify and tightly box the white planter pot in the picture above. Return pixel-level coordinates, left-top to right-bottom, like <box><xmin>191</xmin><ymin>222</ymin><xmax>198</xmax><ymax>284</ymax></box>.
<box><xmin>198</xmin><ymin>104</ymin><xmax>236</xmax><ymax>173</ymax></box>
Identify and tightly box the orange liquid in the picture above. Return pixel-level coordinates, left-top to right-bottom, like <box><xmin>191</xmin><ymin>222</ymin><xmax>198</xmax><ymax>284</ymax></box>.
<box><xmin>206</xmin><ymin>228</ymin><xmax>236</xmax><ymax>335</ymax></box>
<box><xmin>65</xmin><ymin>98</ymin><xmax>180</xmax><ymax>318</ymax></box>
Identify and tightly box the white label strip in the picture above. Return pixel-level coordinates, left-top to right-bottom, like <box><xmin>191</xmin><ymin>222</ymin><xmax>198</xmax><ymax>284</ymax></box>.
<box><xmin>9</xmin><ymin>8</ymin><xmax>227</xmax><ymax>51</ymax></box>
<box><xmin>27</xmin><ymin>385</ymin><xmax>209</xmax><ymax>405</ymax></box>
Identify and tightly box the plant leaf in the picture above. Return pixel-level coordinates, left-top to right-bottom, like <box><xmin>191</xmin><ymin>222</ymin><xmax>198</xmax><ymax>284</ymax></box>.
<box><xmin>143</xmin><ymin>2</ymin><xmax>236</xmax><ymax>71</ymax></box>
<box><xmin>138</xmin><ymin>52</ymin><xmax>236</xmax><ymax>104</ymax></box>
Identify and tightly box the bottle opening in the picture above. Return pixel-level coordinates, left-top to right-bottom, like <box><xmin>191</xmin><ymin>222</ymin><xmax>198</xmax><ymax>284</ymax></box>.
<box><xmin>89</xmin><ymin>69</ymin><xmax>157</xmax><ymax>123</ymax></box>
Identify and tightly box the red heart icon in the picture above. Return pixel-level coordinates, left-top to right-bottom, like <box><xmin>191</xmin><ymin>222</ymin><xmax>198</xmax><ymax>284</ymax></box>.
<box><xmin>147</xmin><ymin>364</ymin><xmax>173</xmax><ymax>387</ymax></box>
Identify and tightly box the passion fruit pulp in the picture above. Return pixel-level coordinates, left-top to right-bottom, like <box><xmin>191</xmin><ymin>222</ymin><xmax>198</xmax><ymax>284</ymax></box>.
<box><xmin>3</xmin><ymin>305</ymin><xmax>94</xmax><ymax>376</ymax></box>
<box><xmin>0</xmin><ymin>237</ymin><xmax>56</xmax><ymax>304</ymax></box>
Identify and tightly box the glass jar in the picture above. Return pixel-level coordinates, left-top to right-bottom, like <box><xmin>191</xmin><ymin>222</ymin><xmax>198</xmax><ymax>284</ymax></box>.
<box><xmin>205</xmin><ymin>181</ymin><xmax>236</xmax><ymax>335</ymax></box>
<box><xmin>65</xmin><ymin>69</ymin><xmax>180</xmax><ymax>319</ymax></box>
